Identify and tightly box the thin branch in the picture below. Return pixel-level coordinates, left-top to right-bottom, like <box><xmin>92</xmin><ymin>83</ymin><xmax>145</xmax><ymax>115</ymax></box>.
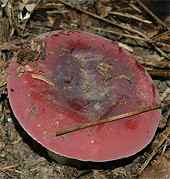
<box><xmin>91</xmin><ymin>27</ymin><xmax>147</xmax><ymax>42</ymax></box>
<box><xmin>137</xmin><ymin>124</ymin><xmax>170</xmax><ymax>175</ymax></box>
<box><xmin>91</xmin><ymin>27</ymin><xmax>169</xmax><ymax>59</ymax></box>
<box><xmin>0</xmin><ymin>82</ymin><xmax>7</xmax><ymax>89</ymax></box>
<box><xmin>109</xmin><ymin>11</ymin><xmax>152</xmax><ymax>24</ymax></box>
<box><xmin>31</xmin><ymin>74</ymin><xmax>55</xmax><ymax>87</ymax></box>
<box><xmin>56</xmin><ymin>0</ymin><xmax>148</xmax><ymax>39</ymax></box>
<box><xmin>0</xmin><ymin>42</ymin><xmax>19</xmax><ymax>51</ymax></box>
<box><xmin>149</xmin><ymin>43</ymin><xmax>170</xmax><ymax>59</ymax></box>
<box><xmin>135</xmin><ymin>0</ymin><xmax>169</xmax><ymax>30</ymax></box>
<box><xmin>147</xmin><ymin>69</ymin><xmax>170</xmax><ymax>78</ymax></box>
<box><xmin>151</xmin><ymin>30</ymin><xmax>170</xmax><ymax>40</ymax></box>
<box><xmin>56</xmin><ymin>100</ymin><xmax>170</xmax><ymax>137</ymax></box>
<box><xmin>137</xmin><ymin>57</ymin><xmax>170</xmax><ymax>69</ymax></box>
<box><xmin>55</xmin><ymin>0</ymin><xmax>169</xmax><ymax>59</ymax></box>
<box><xmin>129</xmin><ymin>3</ymin><xmax>142</xmax><ymax>14</ymax></box>
<box><xmin>0</xmin><ymin>165</ymin><xmax>17</xmax><ymax>172</ymax></box>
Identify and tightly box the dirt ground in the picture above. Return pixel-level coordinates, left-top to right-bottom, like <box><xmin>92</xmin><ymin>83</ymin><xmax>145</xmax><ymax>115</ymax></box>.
<box><xmin>0</xmin><ymin>0</ymin><xmax>170</xmax><ymax>178</ymax></box>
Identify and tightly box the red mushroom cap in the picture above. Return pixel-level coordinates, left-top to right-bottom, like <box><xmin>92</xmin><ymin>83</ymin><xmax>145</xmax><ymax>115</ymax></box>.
<box><xmin>7</xmin><ymin>31</ymin><xmax>161</xmax><ymax>162</ymax></box>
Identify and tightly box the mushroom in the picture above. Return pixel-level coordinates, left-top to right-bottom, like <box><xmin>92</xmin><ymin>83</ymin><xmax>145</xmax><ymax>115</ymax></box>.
<box><xmin>7</xmin><ymin>31</ymin><xmax>161</xmax><ymax>162</ymax></box>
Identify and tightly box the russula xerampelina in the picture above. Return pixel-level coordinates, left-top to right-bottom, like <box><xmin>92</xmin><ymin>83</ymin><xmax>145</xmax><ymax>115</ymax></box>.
<box><xmin>7</xmin><ymin>31</ymin><xmax>161</xmax><ymax>162</ymax></box>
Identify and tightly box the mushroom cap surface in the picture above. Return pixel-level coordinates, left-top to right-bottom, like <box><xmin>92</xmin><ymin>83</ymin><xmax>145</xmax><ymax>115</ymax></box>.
<box><xmin>7</xmin><ymin>31</ymin><xmax>161</xmax><ymax>162</ymax></box>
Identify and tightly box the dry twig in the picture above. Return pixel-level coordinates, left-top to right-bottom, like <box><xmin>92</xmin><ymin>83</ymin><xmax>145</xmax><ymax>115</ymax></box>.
<box><xmin>31</xmin><ymin>74</ymin><xmax>55</xmax><ymax>86</ymax></box>
<box><xmin>36</xmin><ymin>0</ymin><xmax>169</xmax><ymax>59</ymax></box>
<box><xmin>109</xmin><ymin>11</ymin><xmax>152</xmax><ymax>24</ymax></box>
<box><xmin>0</xmin><ymin>82</ymin><xmax>7</xmax><ymax>89</ymax></box>
<box><xmin>91</xmin><ymin>27</ymin><xmax>147</xmax><ymax>42</ymax></box>
<box><xmin>56</xmin><ymin>100</ymin><xmax>170</xmax><ymax>137</ymax></box>
<box><xmin>149</xmin><ymin>43</ymin><xmax>170</xmax><ymax>59</ymax></box>
<box><xmin>137</xmin><ymin>124</ymin><xmax>170</xmax><ymax>175</ymax></box>
<box><xmin>92</xmin><ymin>27</ymin><xmax>169</xmax><ymax>59</ymax></box>
<box><xmin>147</xmin><ymin>69</ymin><xmax>170</xmax><ymax>78</ymax></box>
<box><xmin>137</xmin><ymin>57</ymin><xmax>170</xmax><ymax>69</ymax></box>
<box><xmin>56</xmin><ymin>0</ymin><xmax>148</xmax><ymax>39</ymax></box>
<box><xmin>0</xmin><ymin>165</ymin><xmax>17</xmax><ymax>172</ymax></box>
<box><xmin>135</xmin><ymin>0</ymin><xmax>168</xmax><ymax>30</ymax></box>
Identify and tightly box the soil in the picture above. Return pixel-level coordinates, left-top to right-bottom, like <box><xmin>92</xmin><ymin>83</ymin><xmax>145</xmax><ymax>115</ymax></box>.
<box><xmin>0</xmin><ymin>0</ymin><xmax>170</xmax><ymax>178</ymax></box>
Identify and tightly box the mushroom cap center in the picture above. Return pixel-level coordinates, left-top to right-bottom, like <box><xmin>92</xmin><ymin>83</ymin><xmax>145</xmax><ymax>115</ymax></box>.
<box><xmin>54</xmin><ymin>48</ymin><xmax>136</xmax><ymax>121</ymax></box>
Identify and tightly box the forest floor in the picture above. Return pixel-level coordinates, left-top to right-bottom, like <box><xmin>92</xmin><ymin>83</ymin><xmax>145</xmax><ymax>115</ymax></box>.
<box><xmin>0</xmin><ymin>0</ymin><xmax>170</xmax><ymax>178</ymax></box>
